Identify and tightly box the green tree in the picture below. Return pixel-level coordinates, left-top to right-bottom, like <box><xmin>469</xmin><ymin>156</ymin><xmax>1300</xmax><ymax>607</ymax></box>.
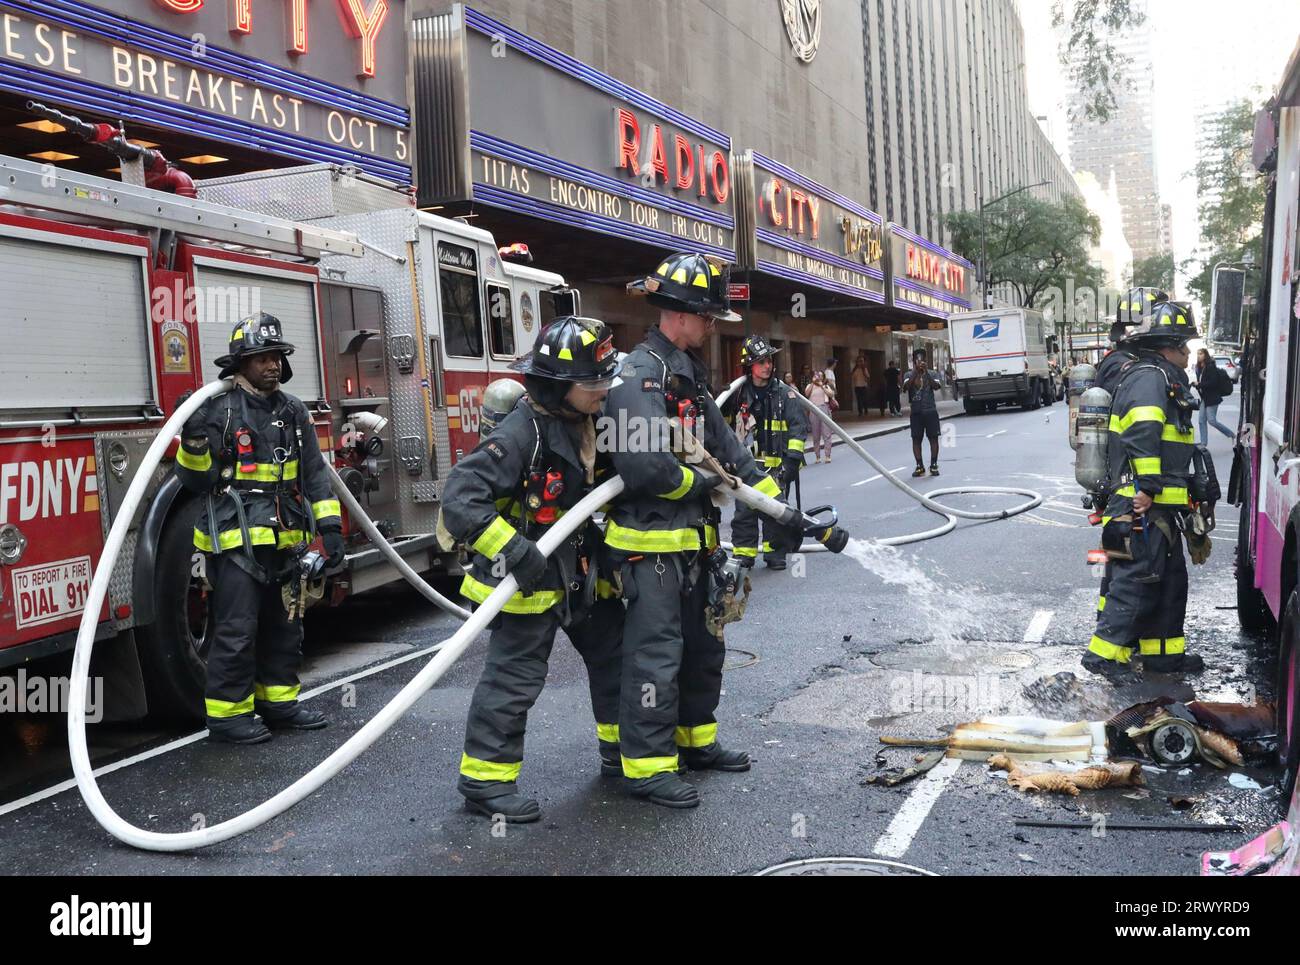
<box><xmin>1052</xmin><ymin>0</ymin><xmax>1146</xmax><ymax>122</ymax></box>
<box><xmin>1186</xmin><ymin>99</ymin><xmax>1267</xmax><ymax>306</ymax></box>
<box><xmin>944</xmin><ymin>194</ymin><xmax>1102</xmax><ymax>310</ymax></box>
<box><xmin>1130</xmin><ymin>252</ymin><xmax>1175</xmax><ymax>291</ymax></box>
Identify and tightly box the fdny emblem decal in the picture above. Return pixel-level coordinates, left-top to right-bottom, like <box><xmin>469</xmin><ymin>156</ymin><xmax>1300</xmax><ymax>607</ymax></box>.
<box><xmin>483</xmin><ymin>441</ymin><xmax>507</xmax><ymax>461</ymax></box>
<box><xmin>642</xmin><ymin>378</ymin><xmax>662</xmax><ymax>393</ymax></box>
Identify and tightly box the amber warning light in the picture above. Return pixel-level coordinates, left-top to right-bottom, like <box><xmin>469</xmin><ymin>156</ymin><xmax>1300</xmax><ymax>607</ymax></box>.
<box><xmin>499</xmin><ymin>243</ymin><xmax>533</xmax><ymax>264</ymax></box>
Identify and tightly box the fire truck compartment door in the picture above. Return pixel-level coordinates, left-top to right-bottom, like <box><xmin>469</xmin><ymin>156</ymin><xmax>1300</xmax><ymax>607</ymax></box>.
<box><xmin>0</xmin><ymin>234</ymin><xmax>151</xmax><ymax>411</ymax></box>
<box><xmin>192</xmin><ymin>264</ymin><xmax>325</xmax><ymax>402</ymax></box>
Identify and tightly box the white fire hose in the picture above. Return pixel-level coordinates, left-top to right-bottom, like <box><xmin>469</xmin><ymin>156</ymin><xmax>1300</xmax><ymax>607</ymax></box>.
<box><xmin>714</xmin><ymin>375</ymin><xmax>1041</xmax><ymax>547</ymax></box>
<box><xmin>66</xmin><ymin>378</ymin><xmax>812</xmax><ymax>852</ymax></box>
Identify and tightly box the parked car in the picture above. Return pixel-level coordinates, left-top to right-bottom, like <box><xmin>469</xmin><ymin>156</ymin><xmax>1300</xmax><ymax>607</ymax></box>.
<box><xmin>1216</xmin><ymin>355</ymin><xmax>1240</xmax><ymax>383</ymax></box>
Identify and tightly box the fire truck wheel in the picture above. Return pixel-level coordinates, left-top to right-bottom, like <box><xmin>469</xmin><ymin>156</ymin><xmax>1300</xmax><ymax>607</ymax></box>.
<box><xmin>133</xmin><ymin>498</ymin><xmax>210</xmax><ymax>723</ymax></box>
<box><xmin>1278</xmin><ymin>589</ymin><xmax>1300</xmax><ymax>801</ymax></box>
<box><xmin>1235</xmin><ymin>499</ymin><xmax>1275</xmax><ymax>636</ymax></box>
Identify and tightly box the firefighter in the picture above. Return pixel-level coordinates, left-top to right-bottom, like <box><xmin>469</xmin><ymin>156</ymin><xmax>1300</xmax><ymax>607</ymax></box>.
<box><xmin>607</xmin><ymin>252</ymin><xmax>787</xmax><ymax>809</ymax></box>
<box><xmin>175</xmin><ymin>313</ymin><xmax>340</xmax><ymax>743</ymax></box>
<box><xmin>1085</xmin><ymin>299</ymin><xmax>1206</xmax><ymax>680</ymax></box>
<box><xmin>721</xmin><ymin>335</ymin><xmax>809</xmax><ymax>570</ymax></box>
<box><xmin>441</xmin><ymin>317</ymin><xmax>626</xmax><ymax>823</ymax></box>
<box><xmin>1095</xmin><ymin>287</ymin><xmax>1165</xmax><ymax>395</ymax></box>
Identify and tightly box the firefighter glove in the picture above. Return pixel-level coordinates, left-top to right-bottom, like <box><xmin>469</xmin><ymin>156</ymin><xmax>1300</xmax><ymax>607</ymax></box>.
<box><xmin>321</xmin><ymin>527</ymin><xmax>345</xmax><ymax>572</ymax></box>
<box><xmin>511</xmin><ymin>541</ymin><xmax>548</xmax><ymax>595</ymax></box>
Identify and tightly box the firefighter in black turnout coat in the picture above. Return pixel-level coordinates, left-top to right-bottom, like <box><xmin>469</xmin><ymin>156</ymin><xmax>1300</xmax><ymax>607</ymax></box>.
<box><xmin>722</xmin><ymin>334</ymin><xmax>809</xmax><ymax>570</ymax></box>
<box><xmin>175</xmin><ymin>313</ymin><xmax>339</xmax><ymax>743</ymax></box>
<box><xmin>440</xmin><ymin>317</ymin><xmax>625</xmax><ymax>822</ymax></box>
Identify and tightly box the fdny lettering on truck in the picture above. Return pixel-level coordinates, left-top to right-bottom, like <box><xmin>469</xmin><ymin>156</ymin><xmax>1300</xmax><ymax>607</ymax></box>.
<box><xmin>0</xmin><ymin>456</ymin><xmax>98</xmax><ymax>522</ymax></box>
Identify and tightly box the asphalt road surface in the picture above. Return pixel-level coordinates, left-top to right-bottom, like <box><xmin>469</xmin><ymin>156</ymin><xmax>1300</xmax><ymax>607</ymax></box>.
<box><xmin>1</xmin><ymin>394</ymin><xmax>1283</xmax><ymax>876</ymax></box>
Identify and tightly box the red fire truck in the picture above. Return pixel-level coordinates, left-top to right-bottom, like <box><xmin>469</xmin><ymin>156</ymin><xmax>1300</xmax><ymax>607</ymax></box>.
<box><xmin>0</xmin><ymin>153</ymin><xmax>571</xmax><ymax>719</ymax></box>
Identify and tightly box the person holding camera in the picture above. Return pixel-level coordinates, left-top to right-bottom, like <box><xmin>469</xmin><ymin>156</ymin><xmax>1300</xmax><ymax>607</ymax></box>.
<box><xmin>175</xmin><ymin>313</ymin><xmax>339</xmax><ymax>744</ymax></box>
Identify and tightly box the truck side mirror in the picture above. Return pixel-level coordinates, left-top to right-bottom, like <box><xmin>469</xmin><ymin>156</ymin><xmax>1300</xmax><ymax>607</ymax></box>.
<box><xmin>1209</xmin><ymin>266</ymin><xmax>1246</xmax><ymax>348</ymax></box>
<box><xmin>550</xmin><ymin>286</ymin><xmax>581</xmax><ymax>318</ymax></box>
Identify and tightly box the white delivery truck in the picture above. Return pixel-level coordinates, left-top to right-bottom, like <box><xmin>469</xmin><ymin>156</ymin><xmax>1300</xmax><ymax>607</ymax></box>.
<box><xmin>948</xmin><ymin>307</ymin><xmax>1054</xmax><ymax>413</ymax></box>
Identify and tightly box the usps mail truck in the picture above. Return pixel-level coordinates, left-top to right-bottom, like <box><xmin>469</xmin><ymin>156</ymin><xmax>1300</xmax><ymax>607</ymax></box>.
<box><xmin>948</xmin><ymin>307</ymin><xmax>1053</xmax><ymax>413</ymax></box>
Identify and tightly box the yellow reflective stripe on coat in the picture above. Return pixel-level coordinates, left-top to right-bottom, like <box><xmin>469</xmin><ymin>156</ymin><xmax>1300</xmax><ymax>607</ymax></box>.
<box><xmin>312</xmin><ymin>499</ymin><xmax>341</xmax><ymax>520</ymax></box>
<box><xmin>254</xmin><ymin>683</ymin><xmax>301</xmax><ymax>703</ymax></box>
<box><xmin>1110</xmin><ymin>405</ymin><xmax>1166</xmax><ymax>432</ymax></box>
<box><xmin>1139</xmin><ymin>636</ymin><xmax>1186</xmax><ymax>655</ymax></box>
<box><xmin>1113</xmin><ymin>484</ymin><xmax>1190</xmax><ymax>506</ymax></box>
<box><xmin>788</xmin><ymin>438</ymin><xmax>806</xmax><ymax>452</ymax></box>
<box><xmin>472</xmin><ymin>516</ymin><xmax>518</xmax><ymax>559</ymax></box>
<box><xmin>1131</xmin><ymin>457</ymin><xmax>1161</xmax><ymax>475</ymax></box>
<box><xmin>193</xmin><ymin>527</ymin><xmax>308</xmax><ymax>551</ymax></box>
<box><xmin>675</xmin><ymin>723</ymin><xmax>718</xmax><ymax>748</ymax></box>
<box><xmin>596</xmin><ymin>723</ymin><xmax>620</xmax><ymax>743</ymax></box>
<box><xmin>733</xmin><ymin>545</ymin><xmax>758</xmax><ymax>558</ymax></box>
<box><xmin>754</xmin><ymin>475</ymin><xmax>781</xmax><ymax>498</ymax></box>
<box><xmin>234</xmin><ymin>459</ymin><xmax>299</xmax><ymax>482</ymax></box>
<box><xmin>460</xmin><ymin>573</ymin><xmax>562</xmax><ymax>614</ymax></box>
<box><xmin>763</xmin><ymin>419</ymin><xmax>788</xmax><ymax>431</ymax></box>
<box><xmin>621</xmin><ymin>754</ymin><xmax>679</xmax><ymax>778</ymax></box>
<box><xmin>1097</xmin><ymin>595</ymin><xmax>1106</xmax><ymax>612</ymax></box>
<box><xmin>1161</xmin><ymin>424</ymin><xmax>1195</xmax><ymax>444</ymax></box>
<box><xmin>605</xmin><ymin>521</ymin><xmax>704</xmax><ymax>553</ymax></box>
<box><xmin>763</xmin><ymin>455</ymin><xmax>783</xmax><ymax>468</ymax></box>
<box><xmin>205</xmin><ymin>694</ymin><xmax>254</xmax><ymax>718</ymax></box>
<box><xmin>659</xmin><ymin>465</ymin><xmax>695</xmax><ymax>501</ymax></box>
<box><xmin>176</xmin><ymin>446</ymin><xmax>211</xmax><ymax>471</ymax></box>
<box><xmin>1088</xmin><ymin>635</ymin><xmax>1132</xmax><ymax>663</ymax></box>
<box><xmin>459</xmin><ymin>753</ymin><xmax>522</xmax><ymax>782</ymax></box>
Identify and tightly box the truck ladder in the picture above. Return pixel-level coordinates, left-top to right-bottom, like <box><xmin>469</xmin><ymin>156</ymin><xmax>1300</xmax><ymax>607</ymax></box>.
<box><xmin>0</xmin><ymin>154</ymin><xmax>363</xmax><ymax>260</ymax></box>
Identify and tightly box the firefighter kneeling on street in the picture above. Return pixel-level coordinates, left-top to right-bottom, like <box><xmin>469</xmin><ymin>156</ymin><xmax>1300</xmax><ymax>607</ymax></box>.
<box><xmin>606</xmin><ymin>251</ymin><xmax>793</xmax><ymax>809</ymax></box>
<box><xmin>1085</xmin><ymin>294</ymin><xmax>1216</xmax><ymax>680</ymax></box>
<box><xmin>722</xmin><ymin>335</ymin><xmax>809</xmax><ymax>571</ymax></box>
<box><xmin>176</xmin><ymin>313</ymin><xmax>340</xmax><ymax>743</ymax></box>
<box><xmin>440</xmin><ymin>316</ymin><xmax>625</xmax><ymax>823</ymax></box>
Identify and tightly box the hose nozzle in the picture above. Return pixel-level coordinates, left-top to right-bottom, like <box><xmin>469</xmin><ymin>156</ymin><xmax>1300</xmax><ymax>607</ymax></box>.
<box><xmin>801</xmin><ymin>505</ymin><xmax>850</xmax><ymax>554</ymax></box>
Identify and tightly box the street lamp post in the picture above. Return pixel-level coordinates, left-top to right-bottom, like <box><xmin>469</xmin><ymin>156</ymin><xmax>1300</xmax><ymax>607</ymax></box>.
<box><xmin>978</xmin><ymin>179</ymin><xmax>1052</xmax><ymax>309</ymax></box>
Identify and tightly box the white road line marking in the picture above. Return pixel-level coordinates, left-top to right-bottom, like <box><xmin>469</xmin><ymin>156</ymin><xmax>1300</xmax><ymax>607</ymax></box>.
<box><xmin>873</xmin><ymin>757</ymin><xmax>962</xmax><ymax>858</ymax></box>
<box><xmin>1023</xmin><ymin>610</ymin><xmax>1054</xmax><ymax>642</ymax></box>
<box><xmin>986</xmin><ymin>429</ymin><xmax>1007</xmax><ymax>439</ymax></box>
<box><xmin>1018</xmin><ymin>512</ymin><xmax>1080</xmax><ymax>528</ymax></box>
<box><xmin>0</xmin><ymin>639</ymin><xmax>451</xmax><ymax>819</ymax></box>
<box><xmin>853</xmin><ymin>466</ymin><xmax>907</xmax><ymax>487</ymax></box>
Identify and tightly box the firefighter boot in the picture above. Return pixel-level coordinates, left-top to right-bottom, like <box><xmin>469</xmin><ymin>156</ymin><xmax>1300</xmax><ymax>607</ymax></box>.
<box><xmin>626</xmin><ymin>772</ymin><xmax>700</xmax><ymax>809</ymax></box>
<box><xmin>1081</xmin><ymin>651</ymin><xmax>1139</xmax><ymax>683</ymax></box>
<box><xmin>765</xmin><ymin>553</ymin><xmax>788</xmax><ymax>571</ymax></box>
<box><xmin>1141</xmin><ymin>653</ymin><xmax>1205</xmax><ymax>674</ymax></box>
<box><xmin>458</xmin><ymin>778</ymin><xmax>542</xmax><ymax>823</ymax></box>
<box><xmin>259</xmin><ymin>703</ymin><xmax>329</xmax><ymax>730</ymax></box>
<box><xmin>206</xmin><ymin>715</ymin><xmax>273</xmax><ymax>745</ymax></box>
<box><xmin>599</xmin><ymin>741</ymin><xmax>622</xmax><ymax>776</ymax></box>
<box><xmin>680</xmin><ymin>742</ymin><xmax>752</xmax><ymax>772</ymax></box>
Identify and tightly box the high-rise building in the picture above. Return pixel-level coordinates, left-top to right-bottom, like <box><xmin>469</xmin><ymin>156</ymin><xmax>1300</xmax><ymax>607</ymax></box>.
<box><xmin>1066</xmin><ymin>0</ymin><xmax>1167</xmax><ymax>262</ymax></box>
<box><xmin>859</xmin><ymin>0</ymin><xmax>1079</xmax><ymax>246</ymax></box>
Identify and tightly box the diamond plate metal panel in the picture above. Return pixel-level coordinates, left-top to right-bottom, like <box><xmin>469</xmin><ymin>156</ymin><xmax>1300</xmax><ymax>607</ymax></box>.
<box><xmin>195</xmin><ymin>165</ymin><xmax>410</xmax><ymax>221</ymax></box>
<box><xmin>94</xmin><ymin>429</ymin><xmax>169</xmax><ymax>630</ymax></box>
<box><xmin>311</xmin><ymin>207</ymin><xmax>441</xmax><ymax>536</ymax></box>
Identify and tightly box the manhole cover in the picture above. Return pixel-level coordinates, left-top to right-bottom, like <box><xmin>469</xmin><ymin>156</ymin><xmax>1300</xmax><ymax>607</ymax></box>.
<box><xmin>723</xmin><ymin>648</ymin><xmax>759</xmax><ymax>670</ymax></box>
<box><xmin>869</xmin><ymin>641</ymin><xmax>1035</xmax><ymax>675</ymax></box>
<box><xmin>755</xmin><ymin>857</ymin><xmax>936</xmax><ymax>876</ymax></box>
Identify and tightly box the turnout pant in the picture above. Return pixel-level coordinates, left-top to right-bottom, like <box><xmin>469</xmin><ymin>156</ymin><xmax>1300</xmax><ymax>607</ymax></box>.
<box><xmin>205</xmin><ymin>546</ymin><xmax>303</xmax><ymax>721</ymax></box>
<box><xmin>731</xmin><ymin>475</ymin><xmax>794</xmax><ymax>564</ymax></box>
<box><xmin>1089</xmin><ymin>514</ymin><xmax>1189</xmax><ymax>664</ymax></box>
<box><xmin>460</xmin><ymin>598</ymin><xmax>624</xmax><ymax>788</ymax></box>
<box><xmin>618</xmin><ymin>553</ymin><xmax>725</xmax><ymax>778</ymax></box>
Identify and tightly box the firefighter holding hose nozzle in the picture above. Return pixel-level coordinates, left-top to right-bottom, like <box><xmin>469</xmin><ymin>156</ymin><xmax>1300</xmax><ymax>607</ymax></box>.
<box><xmin>175</xmin><ymin>314</ymin><xmax>339</xmax><ymax>743</ymax></box>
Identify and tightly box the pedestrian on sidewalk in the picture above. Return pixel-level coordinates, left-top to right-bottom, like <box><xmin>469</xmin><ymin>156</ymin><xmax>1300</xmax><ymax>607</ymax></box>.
<box><xmin>851</xmin><ymin>355</ymin><xmax>871</xmax><ymax>416</ymax></box>
<box><xmin>884</xmin><ymin>359</ymin><xmax>902</xmax><ymax>415</ymax></box>
<box><xmin>904</xmin><ymin>349</ymin><xmax>942</xmax><ymax>477</ymax></box>
<box><xmin>1193</xmin><ymin>348</ymin><xmax>1234</xmax><ymax>443</ymax></box>
<box><xmin>805</xmin><ymin>370</ymin><xmax>836</xmax><ymax>463</ymax></box>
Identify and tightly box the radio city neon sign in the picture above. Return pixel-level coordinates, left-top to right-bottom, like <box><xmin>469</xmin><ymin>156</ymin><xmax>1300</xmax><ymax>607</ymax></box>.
<box><xmin>906</xmin><ymin>243</ymin><xmax>966</xmax><ymax>293</ymax></box>
<box><xmin>614</xmin><ymin>108</ymin><xmax>729</xmax><ymax>205</ymax></box>
<box><xmin>151</xmin><ymin>0</ymin><xmax>390</xmax><ymax>77</ymax></box>
<box><xmin>758</xmin><ymin>176</ymin><xmax>820</xmax><ymax>239</ymax></box>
